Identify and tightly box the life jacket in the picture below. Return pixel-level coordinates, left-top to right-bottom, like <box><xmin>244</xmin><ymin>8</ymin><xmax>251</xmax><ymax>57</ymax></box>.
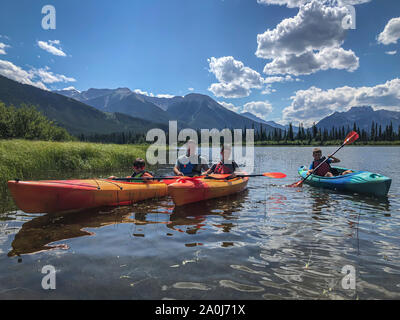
<box><xmin>214</xmin><ymin>161</ymin><xmax>235</xmax><ymax>174</ymax></box>
<box><xmin>312</xmin><ymin>157</ymin><xmax>331</xmax><ymax>176</ymax></box>
<box><xmin>178</xmin><ymin>155</ymin><xmax>202</xmax><ymax>176</ymax></box>
<box><xmin>131</xmin><ymin>170</ymin><xmax>152</xmax><ymax>178</ymax></box>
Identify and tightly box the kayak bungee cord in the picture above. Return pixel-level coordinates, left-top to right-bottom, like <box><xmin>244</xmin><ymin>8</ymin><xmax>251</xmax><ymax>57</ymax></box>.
<box><xmin>93</xmin><ymin>179</ymin><xmax>101</xmax><ymax>190</ymax></box>
<box><xmin>101</xmin><ymin>179</ymin><xmax>123</xmax><ymax>190</ymax></box>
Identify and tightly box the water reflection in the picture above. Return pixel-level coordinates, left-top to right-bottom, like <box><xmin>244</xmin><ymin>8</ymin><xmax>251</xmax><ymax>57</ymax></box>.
<box><xmin>1</xmin><ymin>147</ymin><xmax>399</xmax><ymax>299</ymax></box>
<box><xmin>8</xmin><ymin>207</ymin><xmax>134</xmax><ymax>256</ymax></box>
<box><xmin>8</xmin><ymin>191</ymin><xmax>248</xmax><ymax>257</ymax></box>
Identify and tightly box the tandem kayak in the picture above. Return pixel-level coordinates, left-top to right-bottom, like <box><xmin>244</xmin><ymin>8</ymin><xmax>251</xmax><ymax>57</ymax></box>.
<box><xmin>7</xmin><ymin>178</ymin><xmax>170</xmax><ymax>213</ymax></box>
<box><xmin>168</xmin><ymin>174</ymin><xmax>249</xmax><ymax>206</ymax></box>
<box><xmin>298</xmin><ymin>166</ymin><xmax>391</xmax><ymax>197</ymax></box>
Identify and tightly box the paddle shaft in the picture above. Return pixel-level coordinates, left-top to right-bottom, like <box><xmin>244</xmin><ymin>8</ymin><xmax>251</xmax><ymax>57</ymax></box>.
<box><xmin>237</xmin><ymin>174</ymin><xmax>268</xmax><ymax>177</ymax></box>
<box><xmin>111</xmin><ymin>172</ymin><xmax>285</xmax><ymax>181</ymax></box>
<box><xmin>111</xmin><ymin>176</ymin><xmax>183</xmax><ymax>181</ymax></box>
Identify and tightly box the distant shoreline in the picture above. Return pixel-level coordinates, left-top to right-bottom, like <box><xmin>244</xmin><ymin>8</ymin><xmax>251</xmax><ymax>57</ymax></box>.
<box><xmin>253</xmin><ymin>142</ymin><xmax>400</xmax><ymax>147</ymax></box>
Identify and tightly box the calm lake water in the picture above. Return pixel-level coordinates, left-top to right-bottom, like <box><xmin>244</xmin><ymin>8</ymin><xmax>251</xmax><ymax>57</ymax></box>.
<box><xmin>0</xmin><ymin>146</ymin><xmax>399</xmax><ymax>299</ymax></box>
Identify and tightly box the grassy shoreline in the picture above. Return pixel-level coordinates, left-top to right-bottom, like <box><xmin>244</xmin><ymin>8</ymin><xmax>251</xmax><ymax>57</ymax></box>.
<box><xmin>0</xmin><ymin>139</ymin><xmax>148</xmax><ymax>191</ymax></box>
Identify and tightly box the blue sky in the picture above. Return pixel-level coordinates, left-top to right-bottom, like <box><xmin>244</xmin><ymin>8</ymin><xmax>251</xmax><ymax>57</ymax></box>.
<box><xmin>0</xmin><ymin>0</ymin><xmax>399</xmax><ymax>125</ymax></box>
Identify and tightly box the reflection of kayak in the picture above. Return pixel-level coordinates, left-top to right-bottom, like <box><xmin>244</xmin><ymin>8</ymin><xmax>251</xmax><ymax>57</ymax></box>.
<box><xmin>7</xmin><ymin>179</ymin><xmax>169</xmax><ymax>213</ymax></box>
<box><xmin>168</xmin><ymin>174</ymin><xmax>249</xmax><ymax>206</ymax></box>
<box><xmin>298</xmin><ymin>166</ymin><xmax>391</xmax><ymax>197</ymax></box>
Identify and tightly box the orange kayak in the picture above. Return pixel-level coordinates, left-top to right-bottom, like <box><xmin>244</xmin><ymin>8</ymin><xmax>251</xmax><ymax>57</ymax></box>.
<box><xmin>7</xmin><ymin>179</ymin><xmax>169</xmax><ymax>213</ymax></box>
<box><xmin>168</xmin><ymin>175</ymin><xmax>249</xmax><ymax>206</ymax></box>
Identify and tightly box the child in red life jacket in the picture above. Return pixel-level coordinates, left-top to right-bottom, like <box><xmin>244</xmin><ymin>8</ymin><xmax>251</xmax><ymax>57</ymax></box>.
<box><xmin>205</xmin><ymin>144</ymin><xmax>241</xmax><ymax>177</ymax></box>
<box><xmin>308</xmin><ymin>148</ymin><xmax>352</xmax><ymax>177</ymax></box>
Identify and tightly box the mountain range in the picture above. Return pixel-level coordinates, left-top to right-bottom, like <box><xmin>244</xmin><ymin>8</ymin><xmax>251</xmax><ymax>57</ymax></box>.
<box><xmin>0</xmin><ymin>75</ymin><xmax>168</xmax><ymax>135</ymax></box>
<box><xmin>54</xmin><ymin>87</ymin><xmax>277</xmax><ymax>132</ymax></box>
<box><xmin>1</xmin><ymin>74</ymin><xmax>398</xmax><ymax>137</ymax></box>
<box><xmin>316</xmin><ymin>106</ymin><xmax>400</xmax><ymax>132</ymax></box>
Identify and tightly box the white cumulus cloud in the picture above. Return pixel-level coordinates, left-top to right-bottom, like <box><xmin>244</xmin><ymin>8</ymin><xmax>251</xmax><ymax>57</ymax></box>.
<box><xmin>134</xmin><ymin>88</ymin><xmax>154</xmax><ymax>96</ymax></box>
<box><xmin>263</xmin><ymin>47</ymin><xmax>359</xmax><ymax>76</ymax></box>
<box><xmin>207</xmin><ymin>56</ymin><xmax>264</xmax><ymax>98</ymax></box>
<box><xmin>257</xmin><ymin>0</ymin><xmax>371</xmax><ymax>8</ymax></box>
<box><xmin>264</xmin><ymin>75</ymin><xmax>296</xmax><ymax>83</ymax></box>
<box><xmin>242</xmin><ymin>101</ymin><xmax>273</xmax><ymax>120</ymax></box>
<box><xmin>378</xmin><ymin>17</ymin><xmax>400</xmax><ymax>45</ymax></box>
<box><xmin>0</xmin><ymin>43</ymin><xmax>10</xmax><ymax>55</ymax></box>
<box><xmin>0</xmin><ymin>59</ymin><xmax>47</xmax><ymax>90</ymax></box>
<box><xmin>0</xmin><ymin>59</ymin><xmax>76</xmax><ymax>90</ymax></box>
<box><xmin>282</xmin><ymin>78</ymin><xmax>400</xmax><ymax>125</ymax></box>
<box><xmin>218</xmin><ymin>100</ymin><xmax>273</xmax><ymax>120</ymax></box>
<box><xmin>156</xmin><ymin>94</ymin><xmax>175</xmax><ymax>98</ymax></box>
<box><xmin>256</xmin><ymin>0</ymin><xmax>360</xmax><ymax>76</ymax></box>
<box><xmin>218</xmin><ymin>101</ymin><xmax>241</xmax><ymax>113</ymax></box>
<box><xmin>33</xmin><ymin>66</ymin><xmax>76</xmax><ymax>84</ymax></box>
<box><xmin>37</xmin><ymin>40</ymin><xmax>67</xmax><ymax>57</ymax></box>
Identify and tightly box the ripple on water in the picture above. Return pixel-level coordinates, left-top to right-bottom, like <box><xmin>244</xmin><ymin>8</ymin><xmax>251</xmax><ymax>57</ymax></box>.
<box><xmin>230</xmin><ymin>264</ymin><xmax>269</xmax><ymax>276</ymax></box>
<box><xmin>172</xmin><ymin>282</ymin><xmax>211</xmax><ymax>291</ymax></box>
<box><xmin>219</xmin><ymin>280</ymin><xmax>264</xmax><ymax>292</ymax></box>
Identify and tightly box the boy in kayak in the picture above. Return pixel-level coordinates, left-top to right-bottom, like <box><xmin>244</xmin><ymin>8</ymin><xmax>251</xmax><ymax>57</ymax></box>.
<box><xmin>174</xmin><ymin>140</ymin><xmax>209</xmax><ymax>177</ymax></box>
<box><xmin>205</xmin><ymin>144</ymin><xmax>241</xmax><ymax>177</ymax></box>
<box><xmin>108</xmin><ymin>158</ymin><xmax>153</xmax><ymax>180</ymax></box>
<box><xmin>308</xmin><ymin>148</ymin><xmax>352</xmax><ymax>177</ymax></box>
<box><xmin>131</xmin><ymin>158</ymin><xmax>153</xmax><ymax>179</ymax></box>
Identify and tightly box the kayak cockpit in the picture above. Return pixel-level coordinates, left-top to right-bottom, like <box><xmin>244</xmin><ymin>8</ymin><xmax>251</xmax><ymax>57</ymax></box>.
<box><xmin>298</xmin><ymin>166</ymin><xmax>391</xmax><ymax>197</ymax></box>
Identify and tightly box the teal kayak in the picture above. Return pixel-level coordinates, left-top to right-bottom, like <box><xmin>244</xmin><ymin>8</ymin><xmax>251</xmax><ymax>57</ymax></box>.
<box><xmin>298</xmin><ymin>166</ymin><xmax>391</xmax><ymax>197</ymax></box>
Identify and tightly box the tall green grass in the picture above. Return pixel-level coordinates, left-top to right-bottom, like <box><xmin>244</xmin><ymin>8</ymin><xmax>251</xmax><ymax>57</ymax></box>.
<box><xmin>0</xmin><ymin>139</ymin><xmax>148</xmax><ymax>191</ymax></box>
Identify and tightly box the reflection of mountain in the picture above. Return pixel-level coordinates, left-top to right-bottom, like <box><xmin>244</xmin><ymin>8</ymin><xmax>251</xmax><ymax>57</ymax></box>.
<box><xmin>8</xmin><ymin>191</ymin><xmax>248</xmax><ymax>256</ymax></box>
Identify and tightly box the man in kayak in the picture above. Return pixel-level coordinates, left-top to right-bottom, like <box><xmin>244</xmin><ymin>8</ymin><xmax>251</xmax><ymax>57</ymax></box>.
<box><xmin>108</xmin><ymin>158</ymin><xmax>153</xmax><ymax>180</ymax></box>
<box><xmin>174</xmin><ymin>140</ymin><xmax>209</xmax><ymax>177</ymax></box>
<box><xmin>308</xmin><ymin>148</ymin><xmax>352</xmax><ymax>177</ymax></box>
<box><xmin>205</xmin><ymin>144</ymin><xmax>241</xmax><ymax>177</ymax></box>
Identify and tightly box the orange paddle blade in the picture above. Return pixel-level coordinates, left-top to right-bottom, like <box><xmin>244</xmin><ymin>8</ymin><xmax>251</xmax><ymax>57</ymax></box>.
<box><xmin>262</xmin><ymin>172</ymin><xmax>287</xmax><ymax>179</ymax></box>
<box><xmin>344</xmin><ymin>131</ymin><xmax>359</xmax><ymax>145</ymax></box>
<box><xmin>288</xmin><ymin>180</ymin><xmax>304</xmax><ymax>188</ymax></box>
